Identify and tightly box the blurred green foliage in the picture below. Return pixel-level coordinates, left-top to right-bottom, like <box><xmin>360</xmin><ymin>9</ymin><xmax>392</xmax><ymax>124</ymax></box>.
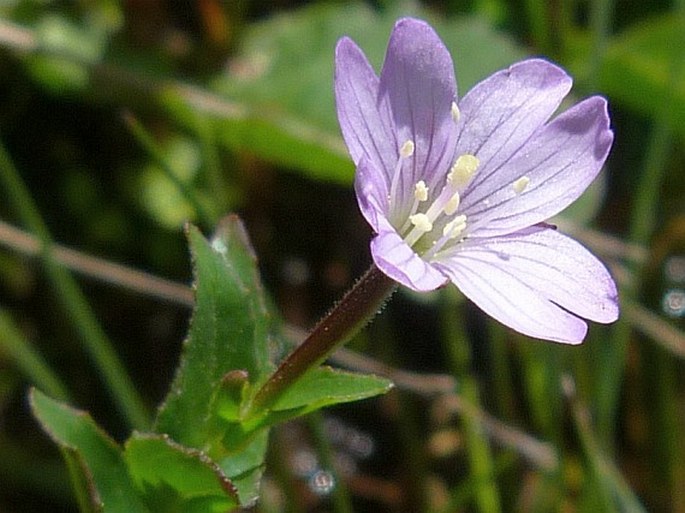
<box><xmin>0</xmin><ymin>1</ymin><xmax>684</xmax><ymax>512</ymax></box>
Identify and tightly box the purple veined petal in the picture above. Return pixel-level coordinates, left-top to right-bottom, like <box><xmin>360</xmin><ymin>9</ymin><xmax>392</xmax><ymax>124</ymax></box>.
<box><xmin>354</xmin><ymin>157</ymin><xmax>392</xmax><ymax>234</ymax></box>
<box><xmin>433</xmin><ymin>238</ymin><xmax>594</xmax><ymax>344</ymax></box>
<box><xmin>463</xmin><ymin>96</ymin><xmax>614</xmax><ymax>237</ymax></box>
<box><xmin>335</xmin><ymin>37</ymin><xmax>397</xmax><ymax>177</ymax></box>
<box><xmin>370</xmin><ymin>230</ymin><xmax>448</xmax><ymax>292</ymax></box>
<box><xmin>447</xmin><ymin>226</ymin><xmax>619</xmax><ymax>324</ymax></box>
<box><xmin>378</xmin><ymin>18</ymin><xmax>459</xmax><ymax>215</ymax></box>
<box><xmin>456</xmin><ymin>59</ymin><xmax>572</xmax><ymax>192</ymax></box>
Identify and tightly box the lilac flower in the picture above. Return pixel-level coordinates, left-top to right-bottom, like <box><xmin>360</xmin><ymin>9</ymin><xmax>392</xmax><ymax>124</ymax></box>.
<box><xmin>334</xmin><ymin>18</ymin><xmax>618</xmax><ymax>343</ymax></box>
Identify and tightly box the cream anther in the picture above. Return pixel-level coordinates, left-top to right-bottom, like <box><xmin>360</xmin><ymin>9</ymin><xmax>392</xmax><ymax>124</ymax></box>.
<box><xmin>400</xmin><ymin>140</ymin><xmax>415</xmax><ymax>158</ymax></box>
<box><xmin>409</xmin><ymin>213</ymin><xmax>433</xmax><ymax>233</ymax></box>
<box><xmin>414</xmin><ymin>180</ymin><xmax>428</xmax><ymax>202</ymax></box>
<box><xmin>444</xmin><ymin>191</ymin><xmax>461</xmax><ymax>215</ymax></box>
<box><xmin>451</xmin><ymin>102</ymin><xmax>460</xmax><ymax>123</ymax></box>
<box><xmin>448</xmin><ymin>154</ymin><xmax>479</xmax><ymax>185</ymax></box>
<box><xmin>512</xmin><ymin>176</ymin><xmax>530</xmax><ymax>194</ymax></box>
<box><xmin>442</xmin><ymin>215</ymin><xmax>467</xmax><ymax>239</ymax></box>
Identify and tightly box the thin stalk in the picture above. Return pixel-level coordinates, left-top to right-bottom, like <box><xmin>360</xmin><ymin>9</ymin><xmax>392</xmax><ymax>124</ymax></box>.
<box><xmin>0</xmin><ymin>141</ymin><xmax>149</xmax><ymax>429</ymax></box>
<box><xmin>123</xmin><ymin>112</ymin><xmax>216</xmax><ymax>229</ymax></box>
<box><xmin>192</xmin><ymin>113</ymin><xmax>230</xmax><ymax>211</ymax></box>
<box><xmin>460</xmin><ymin>381</ymin><xmax>502</xmax><ymax>513</ymax></box>
<box><xmin>250</xmin><ymin>264</ymin><xmax>396</xmax><ymax>414</ymax></box>
<box><xmin>0</xmin><ymin>309</ymin><xmax>70</xmax><ymax>401</ymax></box>
<box><xmin>588</xmin><ymin>0</ymin><xmax>614</xmax><ymax>88</ymax></box>
<box><xmin>567</xmin><ymin>380</ymin><xmax>648</xmax><ymax>513</ymax></box>
<box><xmin>0</xmin><ymin>219</ymin><xmax>193</xmax><ymax>306</ymax></box>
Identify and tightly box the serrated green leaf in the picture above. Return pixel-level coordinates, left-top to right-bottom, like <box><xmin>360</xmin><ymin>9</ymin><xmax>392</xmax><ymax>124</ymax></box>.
<box><xmin>201</xmin><ymin>375</ymin><xmax>268</xmax><ymax>504</ymax></box>
<box><xmin>155</xmin><ymin>215</ymin><xmax>276</xmax><ymax>448</ymax></box>
<box><xmin>124</xmin><ymin>433</ymin><xmax>240</xmax><ymax>513</ymax></box>
<box><xmin>215</xmin><ymin>430</ymin><xmax>268</xmax><ymax>506</ymax></box>
<box><xmin>29</xmin><ymin>389</ymin><xmax>149</xmax><ymax>513</ymax></box>
<box><xmin>597</xmin><ymin>14</ymin><xmax>685</xmax><ymax>133</ymax></box>
<box><xmin>209</xmin><ymin>1</ymin><xmax>526</xmax><ymax>183</ymax></box>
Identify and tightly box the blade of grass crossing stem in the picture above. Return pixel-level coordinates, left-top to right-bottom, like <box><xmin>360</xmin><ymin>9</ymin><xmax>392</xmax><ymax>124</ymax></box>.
<box><xmin>0</xmin><ymin>309</ymin><xmax>70</xmax><ymax>401</ymax></box>
<box><xmin>192</xmin><ymin>112</ymin><xmax>231</xmax><ymax>211</ymax></box>
<box><xmin>569</xmin><ymin>383</ymin><xmax>648</xmax><ymax>513</ymax></box>
<box><xmin>123</xmin><ymin>112</ymin><xmax>216</xmax><ymax>229</ymax></box>
<box><xmin>0</xmin><ymin>140</ymin><xmax>149</xmax><ymax>430</ymax></box>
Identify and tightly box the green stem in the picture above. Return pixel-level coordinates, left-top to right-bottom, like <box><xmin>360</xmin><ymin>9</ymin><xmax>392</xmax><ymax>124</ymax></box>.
<box><xmin>193</xmin><ymin>114</ymin><xmax>230</xmax><ymax>211</ymax></box>
<box><xmin>123</xmin><ymin>112</ymin><xmax>216</xmax><ymax>229</ymax></box>
<box><xmin>588</xmin><ymin>0</ymin><xmax>614</xmax><ymax>88</ymax></box>
<box><xmin>250</xmin><ymin>264</ymin><xmax>396</xmax><ymax>413</ymax></box>
<box><xmin>569</xmin><ymin>386</ymin><xmax>647</xmax><ymax>512</ymax></box>
<box><xmin>0</xmin><ymin>141</ymin><xmax>149</xmax><ymax>430</ymax></box>
<box><xmin>0</xmin><ymin>309</ymin><xmax>70</xmax><ymax>401</ymax></box>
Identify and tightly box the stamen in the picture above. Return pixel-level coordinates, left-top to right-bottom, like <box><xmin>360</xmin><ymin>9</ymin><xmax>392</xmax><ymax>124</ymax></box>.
<box><xmin>451</xmin><ymin>102</ymin><xmax>460</xmax><ymax>123</ymax></box>
<box><xmin>409</xmin><ymin>213</ymin><xmax>433</xmax><ymax>233</ymax></box>
<box><xmin>414</xmin><ymin>180</ymin><xmax>428</xmax><ymax>202</ymax></box>
<box><xmin>423</xmin><ymin>214</ymin><xmax>468</xmax><ymax>260</ymax></box>
<box><xmin>444</xmin><ymin>191</ymin><xmax>461</xmax><ymax>215</ymax></box>
<box><xmin>512</xmin><ymin>176</ymin><xmax>530</xmax><ymax>194</ymax></box>
<box><xmin>448</xmin><ymin>154</ymin><xmax>479</xmax><ymax>186</ymax></box>
<box><xmin>389</xmin><ymin>139</ymin><xmax>415</xmax><ymax>210</ymax></box>
<box><xmin>442</xmin><ymin>215</ymin><xmax>467</xmax><ymax>239</ymax></box>
<box><xmin>400</xmin><ymin>140</ymin><xmax>415</xmax><ymax>158</ymax></box>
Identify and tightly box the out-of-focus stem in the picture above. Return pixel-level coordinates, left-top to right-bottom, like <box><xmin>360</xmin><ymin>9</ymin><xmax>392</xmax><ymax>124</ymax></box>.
<box><xmin>0</xmin><ymin>141</ymin><xmax>149</xmax><ymax>430</ymax></box>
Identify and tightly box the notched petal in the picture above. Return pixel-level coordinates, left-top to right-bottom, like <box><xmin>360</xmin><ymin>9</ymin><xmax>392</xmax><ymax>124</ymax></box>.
<box><xmin>466</xmin><ymin>227</ymin><xmax>619</xmax><ymax>324</ymax></box>
<box><xmin>378</xmin><ymin>18</ymin><xmax>459</xmax><ymax>203</ymax></box>
<box><xmin>456</xmin><ymin>59</ymin><xmax>573</xmax><ymax>192</ymax></box>
<box><xmin>434</xmin><ymin>255</ymin><xmax>589</xmax><ymax>344</ymax></box>
<box><xmin>465</xmin><ymin>96</ymin><xmax>614</xmax><ymax>237</ymax></box>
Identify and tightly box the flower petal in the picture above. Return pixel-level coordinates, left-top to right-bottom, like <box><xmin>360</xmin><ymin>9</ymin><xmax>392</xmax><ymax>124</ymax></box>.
<box><xmin>433</xmin><ymin>226</ymin><xmax>619</xmax><ymax>343</ymax></box>
<box><xmin>354</xmin><ymin>157</ymin><xmax>391</xmax><ymax>233</ymax></box>
<box><xmin>464</xmin><ymin>97</ymin><xmax>613</xmax><ymax>237</ymax></box>
<box><xmin>335</xmin><ymin>36</ymin><xmax>396</xmax><ymax>176</ymax></box>
<box><xmin>453</xmin><ymin>226</ymin><xmax>618</xmax><ymax>322</ymax></box>
<box><xmin>371</xmin><ymin>230</ymin><xmax>448</xmax><ymax>292</ymax></box>
<box><xmin>379</xmin><ymin>18</ymin><xmax>459</xmax><ymax>213</ymax></box>
<box><xmin>456</xmin><ymin>59</ymin><xmax>572</xmax><ymax>189</ymax></box>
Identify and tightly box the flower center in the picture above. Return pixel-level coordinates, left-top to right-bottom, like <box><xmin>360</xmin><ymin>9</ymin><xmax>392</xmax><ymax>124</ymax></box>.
<box><xmin>398</xmin><ymin>151</ymin><xmax>478</xmax><ymax>257</ymax></box>
<box><xmin>392</xmin><ymin>135</ymin><xmax>530</xmax><ymax>261</ymax></box>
